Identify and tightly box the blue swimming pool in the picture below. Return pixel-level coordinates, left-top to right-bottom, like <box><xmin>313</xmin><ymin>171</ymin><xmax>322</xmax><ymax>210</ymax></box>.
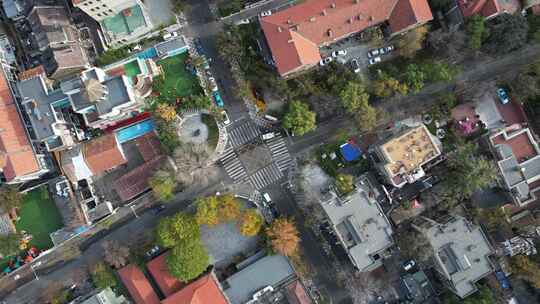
<box><xmin>115</xmin><ymin>119</ymin><xmax>155</xmax><ymax>143</ymax></box>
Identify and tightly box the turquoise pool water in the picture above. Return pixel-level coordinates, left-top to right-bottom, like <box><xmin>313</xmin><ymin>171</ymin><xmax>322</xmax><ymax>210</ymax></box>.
<box><xmin>115</xmin><ymin>119</ymin><xmax>155</xmax><ymax>143</ymax></box>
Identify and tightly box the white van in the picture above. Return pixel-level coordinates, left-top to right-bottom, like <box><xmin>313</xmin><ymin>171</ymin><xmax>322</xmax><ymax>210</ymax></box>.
<box><xmin>262</xmin><ymin>132</ymin><xmax>275</xmax><ymax>140</ymax></box>
<box><xmin>262</xmin><ymin>193</ymin><xmax>272</xmax><ymax>204</ymax></box>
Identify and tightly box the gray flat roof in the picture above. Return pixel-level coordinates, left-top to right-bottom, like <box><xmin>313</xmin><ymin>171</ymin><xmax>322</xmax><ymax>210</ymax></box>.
<box><xmin>18</xmin><ymin>76</ymin><xmax>67</xmax><ymax>140</ymax></box>
<box><xmin>424</xmin><ymin>217</ymin><xmax>493</xmax><ymax>298</ymax></box>
<box><xmin>96</xmin><ymin>76</ymin><xmax>130</xmax><ymax>115</ymax></box>
<box><xmin>155</xmin><ymin>36</ymin><xmax>187</xmax><ymax>56</ymax></box>
<box><xmin>321</xmin><ymin>189</ymin><xmax>393</xmax><ymax>271</ymax></box>
<box><xmin>224</xmin><ymin>255</ymin><xmax>295</xmax><ymax>304</ymax></box>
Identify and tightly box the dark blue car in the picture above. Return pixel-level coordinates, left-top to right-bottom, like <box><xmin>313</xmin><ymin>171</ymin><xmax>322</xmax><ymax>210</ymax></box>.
<box><xmin>194</xmin><ymin>38</ymin><xmax>204</xmax><ymax>55</ymax></box>
<box><xmin>213</xmin><ymin>91</ymin><xmax>224</xmax><ymax>107</ymax></box>
<box><xmin>495</xmin><ymin>271</ymin><xmax>511</xmax><ymax>289</ymax></box>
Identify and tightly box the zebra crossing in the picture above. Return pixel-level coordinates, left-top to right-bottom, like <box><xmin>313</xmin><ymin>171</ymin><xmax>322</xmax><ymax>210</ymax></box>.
<box><xmin>219</xmin><ymin>145</ymin><xmax>248</xmax><ymax>182</ymax></box>
<box><xmin>228</xmin><ymin>120</ymin><xmax>261</xmax><ymax>148</ymax></box>
<box><xmin>249</xmin><ymin>163</ymin><xmax>284</xmax><ymax>190</ymax></box>
<box><xmin>265</xmin><ymin>133</ymin><xmax>293</xmax><ymax>172</ymax></box>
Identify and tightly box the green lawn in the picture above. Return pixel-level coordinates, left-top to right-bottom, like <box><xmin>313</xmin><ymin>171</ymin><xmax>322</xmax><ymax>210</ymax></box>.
<box><xmin>15</xmin><ymin>186</ymin><xmax>63</xmax><ymax>250</ymax></box>
<box><xmin>156</xmin><ymin>53</ymin><xmax>203</xmax><ymax>99</ymax></box>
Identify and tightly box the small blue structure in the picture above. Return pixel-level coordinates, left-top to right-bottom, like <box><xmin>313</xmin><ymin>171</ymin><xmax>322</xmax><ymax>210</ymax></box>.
<box><xmin>340</xmin><ymin>142</ymin><xmax>362</xmax><ymax>162</ymax></box>
<box><xmin>115</xmin><ymin>119</ymin><xmax>155</xmax><ymax>143</ymax></box>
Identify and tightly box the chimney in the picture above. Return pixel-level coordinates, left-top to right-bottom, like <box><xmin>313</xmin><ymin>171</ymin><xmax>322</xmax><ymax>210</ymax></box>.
<box><xmin>354</xmin><ymin>0</ymin><xmax>360</xmax><ymax>3</ymax></box>
<box><xmin>331</xmin><ymin>3</ymin><xmax>336</xmax><ymax>8</ymax></box>
<box><xmin>309</xmin><ymin>16</ymin><xmax>316</xmax><ymax>22</ymax></box>
<box><xmin>327</xmin><ymin>29</ymin><xmax>333</xmax><ymax>37</ymax></box>
<box><xmin>287</xmin><ymin>18</ymin><xmax>292</xmax><ymax>24</ymax></box>
<box><xmin>348</xmin><ymin>17</ymin><xmax>353</xmax><ymax>24</ymax></box>
<box><xmin>277</xmin><ymin>26</ymin><xmax>283</xmax><ymax>32</ymax></box>
<box><xmin>322</xmin><ymin>9</ymin><xmax>327</xmax><ymax>16</ymax></box>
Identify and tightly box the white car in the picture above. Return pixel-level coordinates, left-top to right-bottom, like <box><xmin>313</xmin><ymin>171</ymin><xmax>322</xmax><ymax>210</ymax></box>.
<box><xmin>262</xmin><ymin>132</ymin><xmax>275</xmax><ymax>140</ymax></box>
<box><xmin>367</xmin><ymin>49</ymin><xmax>380</xmax><ymax>58</ymax></box>
<box><xmin>236</xmin><ymin>18</ymin><xmax>250</xmax><ymax>25</ymax></box>
<box><xmin>350</xmin><ymin>59</ymin><xmax>360</xmax><ymax>73</ymax></box>
<box><xmin>384</xmin><ymin>45</ymin><xmax>395</xmax><ymax>53</ymax></box>
<box><xmin>260</xmin><ymin>10</ymin><xmax>272</xmax><ymax>17</ymax></box>
<box><xmin>368</xmin><ymin>56</ymin><xmax>381</xmax><ymax>65</ymax></box>
<box><xmin>319</xmin><ymin>57</ymin><xmax>333</xmax><ymax>66</ymax></box>
<box><xmin>221</xmin><ymin>110</ymin><xmax>230</xmax><ymax>125</ymax></box>
<box><xmin>331</xmin><ymin>50</ymin><xmax>347</xmax><ymax>58</ymax></box>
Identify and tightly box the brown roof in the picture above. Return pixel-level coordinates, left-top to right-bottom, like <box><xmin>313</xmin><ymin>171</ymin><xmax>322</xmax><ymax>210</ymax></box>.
<box><xmin>147</xmin><ymin>252</ymin><xmax>184</xmax><ymax>297</ymax></box>
<box><xmin>161</xmin><ymin>273</ymin><xmax>228</xmax><ymax>304</ymax></box>
<box><xmin>114</xmin><ymin>156</ymin><xmax>165</xmax><ymax>201</ymax></box>
<box><xmin>118</xmin><ymin>264</ymin><xmax>160</xmax><ymax>304</ymax></box>
<box><xmin>458</xmin><ymin>0</ymin><xmax>500</xmax><ymax>18</ymax></box>
<box><xmin>260</xmin><ymin>0</ymin><xmax>433</xmax><ymax>76</ymax></box>
<box><xmin>135</xmin><ymin>132</ymin><xmax>163</xmax><ymax>162</ymax></box>
<box><xmin>491</xmin><ymin>131</ymin><xmax>538</xmax><ymax>163</ymax></box>
<box><xmin>285</xmin><ymin>281</ymin><xmax>312</xmax><ymax>304</ymax></box>
<box><xmin>83</xmin><ymin>134</ymin><xmax>127</xmax><ymax>175</ymax></box>
<box><xmin>0</xmin><ymin>68</ymin><xmax>41</xmax><ymax>182</ymax></box>
<box><xmin>18</xmin><ymin>66</ymin><xmax>46</xmax><ymax>81</ymax></box>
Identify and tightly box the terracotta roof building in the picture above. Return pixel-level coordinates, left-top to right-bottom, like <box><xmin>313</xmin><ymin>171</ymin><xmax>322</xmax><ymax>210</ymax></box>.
<box><xmin>161</xmin><ymin>273</ymin><xmax>229</xmax><ymax>304</ymax></box>
<box><xmin>457</xmin><ymin>0</ymin><xmax>501</xmax><ymax>18</ymax></box>
<box><xmin>146</xmin><ymin>252</ymin><xmax>184</xmax><ymax>297</ymax></box>
<box><xmin>260</xmin><ymin>0</ymin><xmax>433</xmax><ymax>77</ymax></box>
<box><xmin>118</xmin><ymin>264</ymin><xmax>160</xmax><ymax>304</ymax></box>
<box><xmin>0</xmin><ymin>61</ymin><xmax>47</xmax><ymax>183</ymax></box>
<box><xmin>82</xmin><ymin>133</ymin><xmax>127</xmax><ymax>175</ymax></box>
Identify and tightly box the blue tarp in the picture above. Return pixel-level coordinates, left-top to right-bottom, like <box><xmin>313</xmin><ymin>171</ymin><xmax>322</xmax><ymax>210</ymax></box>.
<box><xmin>340</xmin><ymin>143</ymin><xmax>362</xmax><ymax>162</ymax></box>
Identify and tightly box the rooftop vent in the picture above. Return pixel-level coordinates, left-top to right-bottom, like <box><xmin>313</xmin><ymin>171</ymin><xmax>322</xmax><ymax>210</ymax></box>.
<box><xmin>348</xmin><ymin>17</ymin><xmax>353</xmax><ymax>24</ymax></box>
<box><xmin>322</xmin><ymin>9</ymin><xmax>327</xmax><ymax>16</ymax></box>
<box><xmin>354</xmin><ymin>0</ymin><xmax>360</xmax><ymax>3</ymax></box>
<box><xmin>287</xmin><ymin>19</ymin><xmax>292</xmax><ymax>24</ymax></box>
<box><xmin>327</xmin><ymin>29</ymin><xmax>333</xmax><ymax>37</ymax></box>
<box><xmin>331</xmin><ymin>3</ymin><xmax>336</xmax><ymax>8</ymax></box>
<box><xmin>277</xmin><ymin>26</ymin><xmax>283</xmax><ymax>32</ymax></box>
<box><xmin>309</xmin><ymin>16</ymin><xmax>316</xmax><ymax>22</ymax></box>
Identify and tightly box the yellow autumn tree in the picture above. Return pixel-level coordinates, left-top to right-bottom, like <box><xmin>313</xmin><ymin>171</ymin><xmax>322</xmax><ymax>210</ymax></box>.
<box><xmin>266</xmin><ymin>218</ymin><xmax>300</xmax><ymax>257</ymax></box>
<box><xmin>238</xmin><ymin>209</ymin><xmax>263</xmax><ymax>236</ymax></box>
<box><xmin>155</xmin><ymin>103</ymin><xmax>177</xmax><ymax>122</ymax></box>
<box><xmin>218</xmin><ymin>193</ymin><xmax>241</xmax><ymax>221</ymax></box>
<box><xmin>195</xmin><ymin>196</ymin><xmax>220</xmax><ymax>226</ymax></box>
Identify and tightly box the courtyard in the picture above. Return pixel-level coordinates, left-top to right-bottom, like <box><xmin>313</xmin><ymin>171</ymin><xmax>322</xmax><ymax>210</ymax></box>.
<box><xmin>155</xmin><ymin>52</ymin><xmax>203</xmax><ymax>100</ymax></box>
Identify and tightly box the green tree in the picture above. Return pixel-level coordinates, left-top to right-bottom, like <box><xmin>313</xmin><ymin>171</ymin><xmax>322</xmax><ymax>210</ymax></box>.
<box><xmin>0</xmin><ymin>233</ymin><xmax>21</xmax><ymax>257</ymax></box>
<box><xmin>156</xmin><ymin>119</ymin><xmax>181</xmax><ymax>154</ymax></box>
<box><xmin>0</xmin><ymin>185</ymin><xmax>23</xmax><ymax>212</ymax></box>
<box><xmin>149</xmin><ymin>170</ymin><xmax>177</xmax><ymax>202</ymax></box>
<box><xmin>182</xmin><ymin>94</ymin><xmax>212</xmax><ymax>110</ymax></box>
<box><xmin>422</xmin><ymin>62</ymin><xmax>456</xmax><ymax>82</ymax></box>
<box><xmin>90</xmin><ymin>262</ymin><xmax>117</xmax><ymax>289</ymax></box>
<box><xmin>195</xmin><ymin>196</ymin><xmax>220</xmax><ymax>226</ymax></box>
<box><xmin>511</xmin><ymin>255</ymin><xmax>540</xmax><ymax>288</ymax></box>
<box><xmin>397</xmin><ymin>25</ymin><xmax>428</xmax><ymax>58</ymax></box>
<box><xmin>356</xmin><ymin>99</ymin><xmax>378</xmax><ymax>132</ymax></box>
<box><xmin>238</xmin><ymin>209</ymin><xmax>264</xmax><ymax>236</ymax></box>
<box><xmin>465</xmin><ymin>15</ymin><xmax>486</xmax><ymax>50</ymax></box>
<box><xmin>166</xmin><ymin>239</ymin><xmax>209</xmax><ymax>282</ymax></box>
<box><xmin>483</xmin><ymin>14</ymin><xmax>529</xmax><ymax>55</ymax></box>
<box><xmin>156</xmin><ymin>212</ymin><xmax>200</xmax><ymax>248</ymax></box>
<box><xmin>282</xmin><ymin>100</ymin><xmax>316</xmax><ymax>136</ymax></box>
<box><xmin>404</xmin><ymin>64</ymin><xmax>426</xmax><ymax>93</ymax></box>
<box><xmin>335</xmin><ymin>174</ymin><xmax>354</xmax><ymax>195</ymax></box>
<box><xmin>339</xmin><ymin>82</ymin><xmax>370</xmax><ymax>114</ymax></box>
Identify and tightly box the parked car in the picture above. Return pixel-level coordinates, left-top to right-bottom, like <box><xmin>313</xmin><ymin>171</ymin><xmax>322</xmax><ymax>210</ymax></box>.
<box><xmin>145</xmin><ymin>245</ymin><xmax>162</xmax><ymax>260</ymax></box>
<box><xmin>367</xmin><ymin>49</ymin><xmax>380</xmax><ymax>58</ymax></box>
<box><xmin>260</xmin><ymin>10</ymin><xmax>272</xmax><ymax>17</ymax></box>
<box><xmin>221</xmin><ymin>110</ymin><xmax>230</xmax><ymax>125</ymax></box>
<box><xmin>495</xmin><ymin>271</ymin><xmax>511</xmax><ymax>290</ymax></box>
<box><xmin>384</xmin><ymin>45</ymin><xmax>395</xmax><ymax>53</ymax></box>
<box><xmin>497</xmin><ymin>88</ymin><xmax>510</xmax><ymax>104</ymax></box>
<box><xmin>150</xmin><ymin>204</ymin><xmax>166</xmax><ymax>214</ymax></box>
<box><xmin>368</xmin><ymin>56</ymin><xmax>381</xmax><ymax>65</ymax></box>
<box><xmin>208</xmin><ymin>77</ymin><xmax>218</xmax><ymax>92</ymax></box>
<box><xmin>213</xmin><ymin>91</ymin><xmax>224</xmax><ymax>107</ymax></box>
<box><xmin>269</xmin><ymin>204</ymin><xmax>280</xmax><ymax>218</ymax></box>
<box><xmin>350</xmin><ymin>59</ymin><xmax>360</xmax><ymax>73</ymax></box>
<box><xmin>403</xmin><ymin>259</ymin><xmax>417</xmax><ymax>273</ymax></box>
<box><xmin>378</xmin><ymin>47</ymin><xmax>387</xmax><ymax>55</ymax></box>
<box><xmin>332</xmin><ymin>49</ymin><xmax>347</xmax><ymax>57</ymax></box>
<box><xmin>236</xmin><ymin>18</ymin><xmax>250</xmax><ymax>25</ymax></box>
<box><xmin>319</xmin><ymin>57</ymin><xmax>333</xmax><ymax>66</ymax></box>
<box><xmin>262</xmin><ymin>192</ymin><xmax>272</xmax><ymax>204</ymax></box>
<box><xmin>194</xmin><ymin>38</ymin><xmax>204</xmax><ymax>55</ymax></box>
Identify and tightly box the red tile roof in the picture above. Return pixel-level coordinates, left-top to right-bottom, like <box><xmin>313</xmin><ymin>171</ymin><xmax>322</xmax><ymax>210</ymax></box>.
<box><xmin>18</xmin><ymin>66</ymin><xmax>46</xmax><ymax>81</ymax></box>
<box><xmin>0</xmin><ymin>69</ymin><xmax>41</xmax><ymax>182</ymax></box>
<box><xmin>118</xmin><ymin>264</ymin><xmax>160</xmax><ymax>304</ymax></box>
<box><xmin>457</xmin><ymin>0</ymin><xmax>501</xmax><ymax>18</ymax></box>
<box><xmin>135</xmin><ymin>132</ymin><xmax>163</xmax><ymax>162</ymax></box>
<box><xmin>260</xmin><ymin>0</ymin><xmax>433</xmax><ymax>76</ymax></box>
<box><xmin>491</xmin><ymin>131</ymin><xmax>538</xmax><ymax>163</ymax></box>
<box><xmin>161</xmin><ymin>273</ymin><xmax>228</xmax><ymax>304</ymax></box>
<box><xmin>114</xmin><ymin>156</ymin><xmax>165</xmax><ymax>201</ymax></box>
<box><xmin>147</xmin><ymin>252</ymin><xmax>184</xmax><ymax>297</ymax></box>
<box><xmin>82</xmin><ymin>134</ymin><xmax>127</xmax><ymax>175</ymax></box>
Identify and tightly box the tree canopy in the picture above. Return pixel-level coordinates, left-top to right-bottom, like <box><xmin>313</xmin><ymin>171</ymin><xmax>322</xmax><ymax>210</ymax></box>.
<box><xmin>282</xmin><ymin>100</ymin><xmax>317</xmax><ymax>136</ymax></box>
<box><xmin>166</xmin><ymin>239</ymin><xmax>209</xmax><ymax>282</ymax></box>
<box><xmin>0</xmin><ymin>233</ymin><xmax>21</xmax><ymax>257</ymax></box>
<box><xmin>238</xmin><ymin>209</ymin><xmax>264</xmax><ymax>236</ymax></box>
<box><xmin>90</xmin><ymin>262</ymin><xmax>117</xmax><ymax>289</ymax></box>
<box><xmin>218</xmin><ymin>193</ymin><xmax>242</xmax><ymax>221</ymax></box>
<box><xmin>465</xmin><ymin>15</ymin><xmax>486</xmax><ymax>50</ymax></box>
<box><xmin>195</xmin><ymin>196</ymin><xmax>220</xmax><ymax>226</ymax></box>
<box><xmin>154</xmin><ymin>103</ymin><xmax>177</xmax><ymax>122</ymax></box>
<box><xmin>339</xmin><ymin>82</ymin><xmax>370</xmax><ymax>114</ymax></box>
<box><xmin>335</xmin><ymin>174</ymin><xmax>355</xmax><ymax>195</ymax></box>
<box><xmin>483</xmin><ymin>14</ymin><xmax>529</xmax><ymax>55</ymax></box>
<box><xmin>266</xmin><ymin>218</ymin><xmax>300</xmax><ymax>257</ymax></box>
<box><xmin>511</xmin><ymin>255</ymin><xmax>540</xmax><ymax>288</ymax></box>
<box><xmin>149</xmin><ymin>170</ymin><xmax>177</xmax><ymax>202</ymax></box>
<box><xmin>102</xmin><ymin>240</ymin><xmax>130</xmax><ymax>269</ymax></box>
<box><xmin>0</xmin><ymin>185</ymin><xmax>24</xmax><ymax>213</ymax></box>
<box><xmin>156</xmin><ymin>212</ymin><xmax>200</xmax><ymax>248</ymax></box>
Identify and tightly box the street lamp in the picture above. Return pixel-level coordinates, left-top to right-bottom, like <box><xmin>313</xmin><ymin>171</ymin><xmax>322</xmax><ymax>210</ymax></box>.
<box><xmin>30</xmin><ymin>261</ymin><xmax>42</xmax><ymax>281</ymax></box>
<box><xmin>130</xmin><ymin>205</ymin><xmax>138</xmax><ymax>218</ymax></box>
